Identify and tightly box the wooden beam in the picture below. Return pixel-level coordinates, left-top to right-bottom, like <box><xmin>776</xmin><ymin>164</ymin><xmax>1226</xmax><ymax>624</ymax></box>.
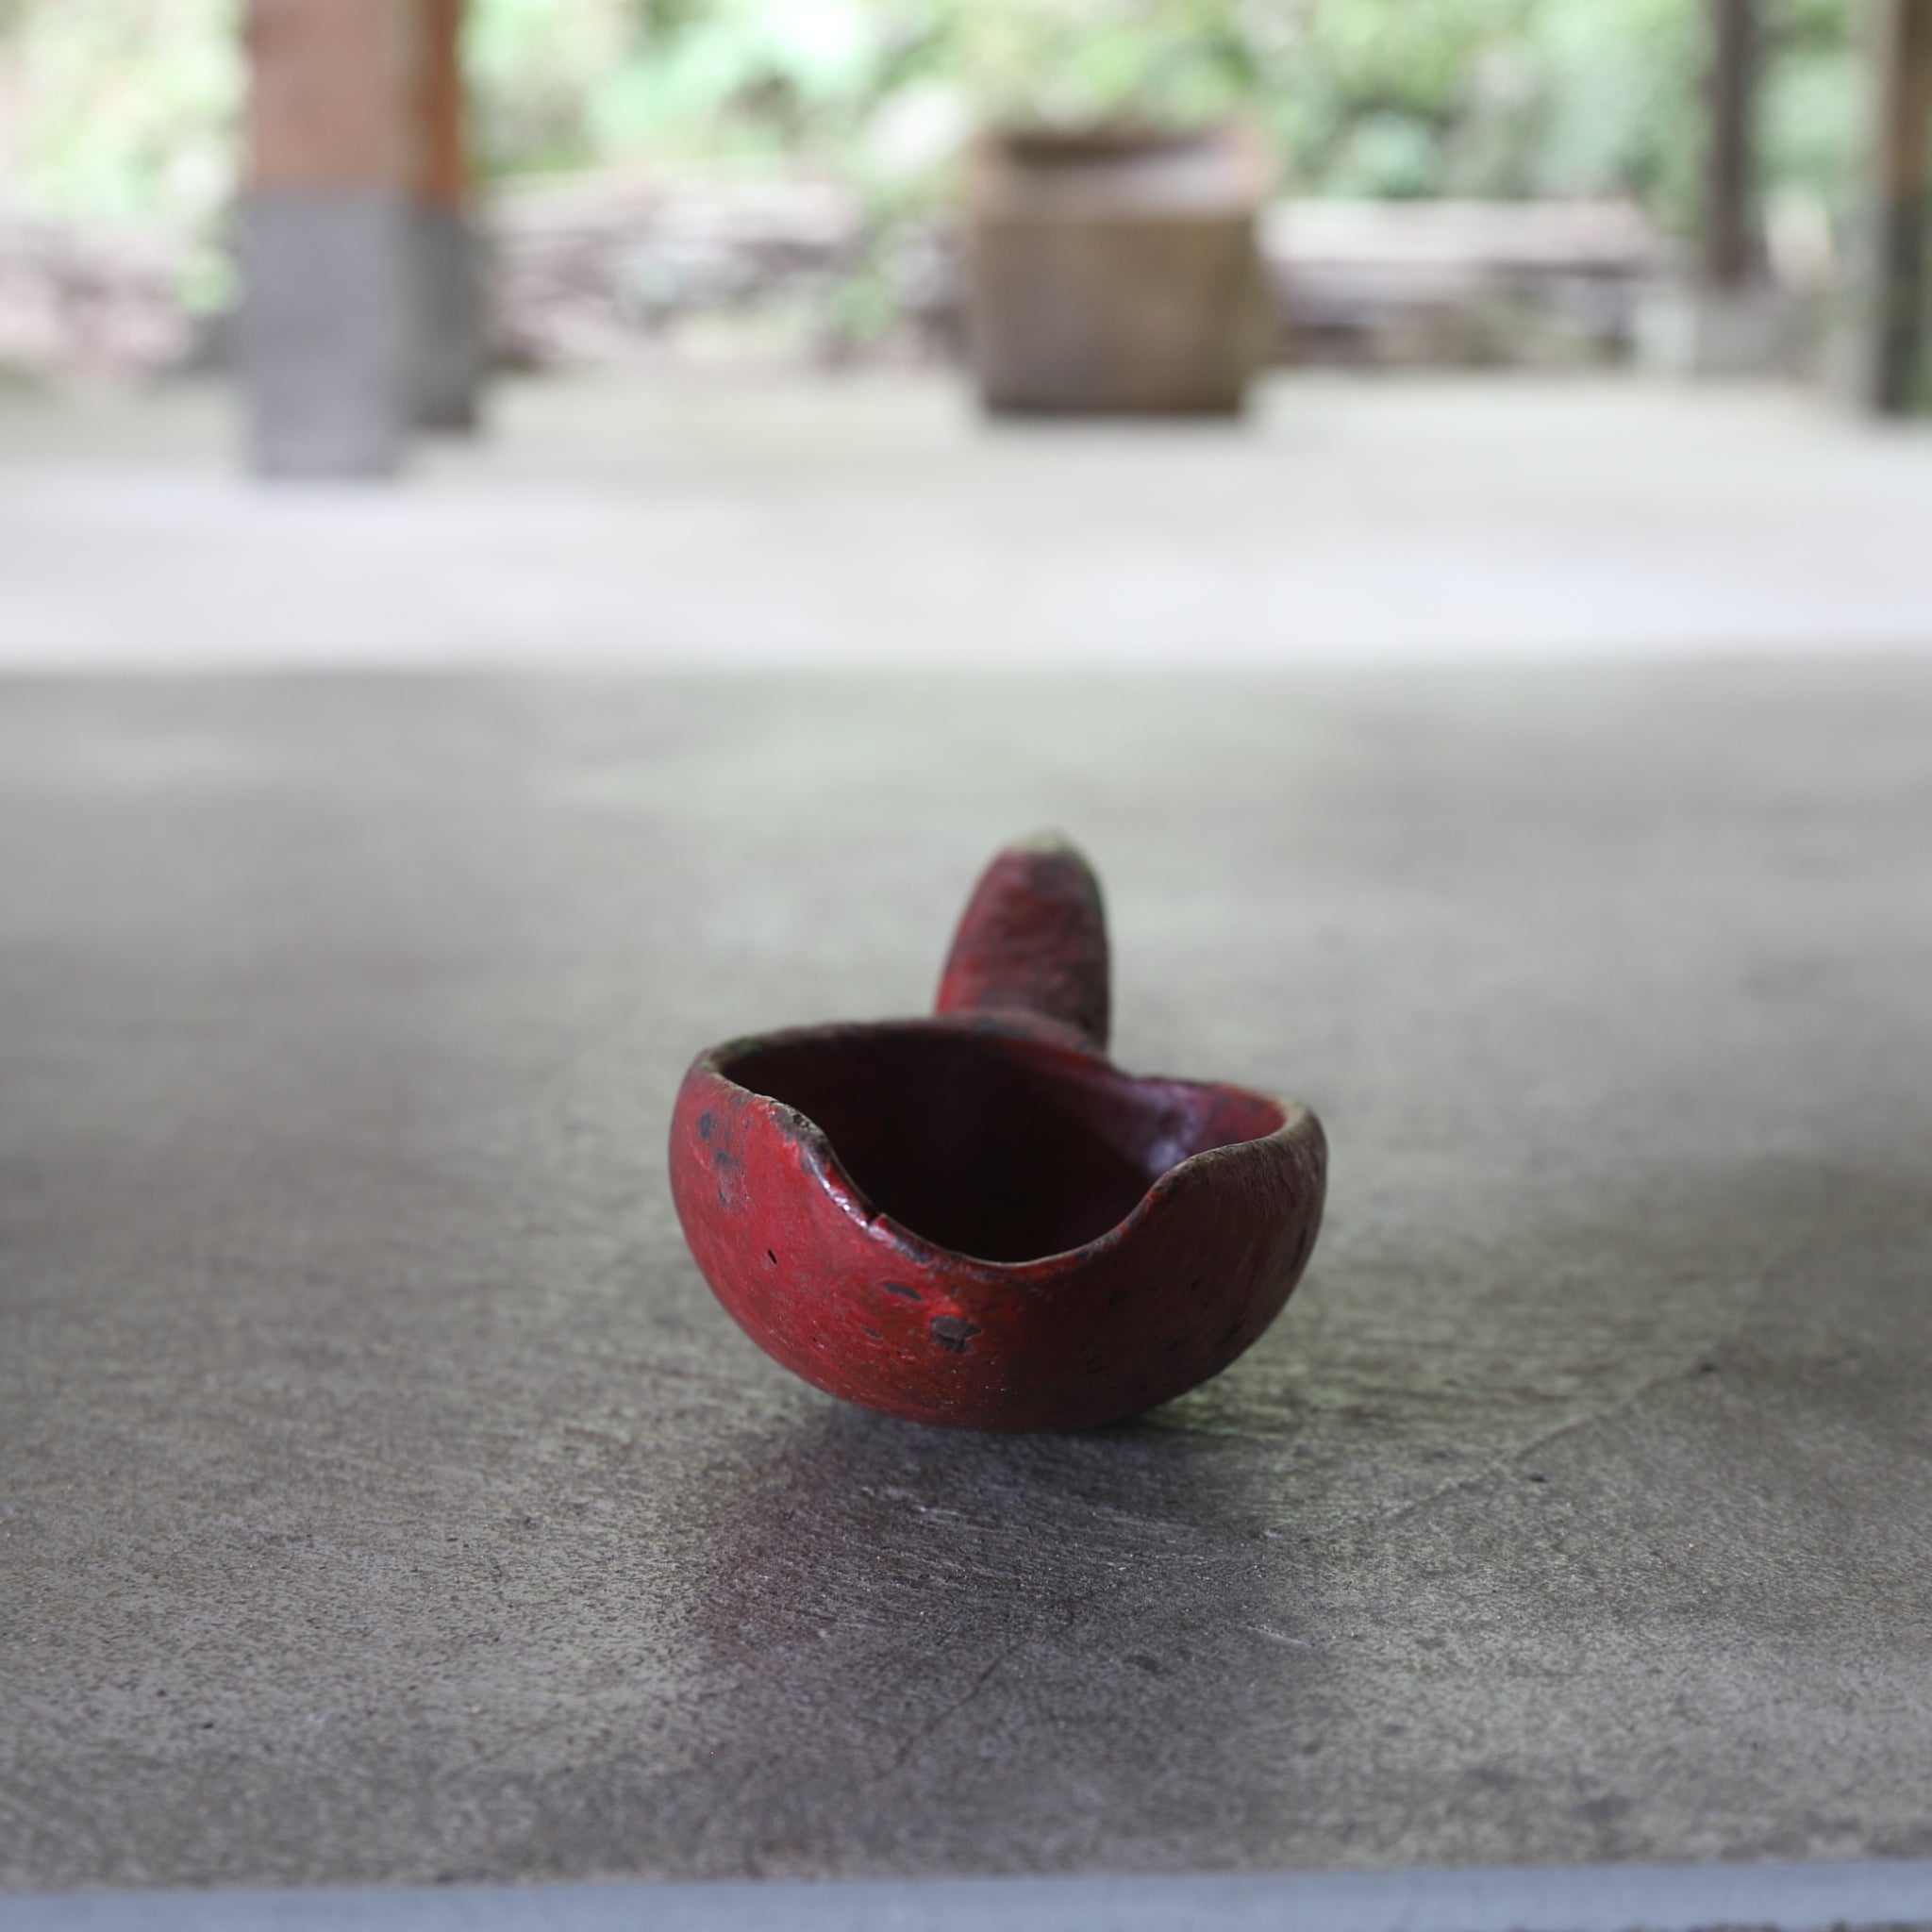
<box><xmin>407</xmin><ymin>0</ymin><xmax>483</xmax><ymax>431</ymax></box>
<box><xmin>411</xmin><ymin>0</ymin><xmax>469</xmax><ymax>214</ymax></box>
<box><xmin>246</xmin><ymin>0</ymin><xmax>410</xmax><ymax>193</ymax></box>
<box><xmin>1862</xmin><ymin>0</ymin><xmax>1932</xmax><ymax>412</ymax></box>
<box><xmin>1704</xmin><ymin>0</ymin><xmax>1762</xmax><ymax>290</ymax></box>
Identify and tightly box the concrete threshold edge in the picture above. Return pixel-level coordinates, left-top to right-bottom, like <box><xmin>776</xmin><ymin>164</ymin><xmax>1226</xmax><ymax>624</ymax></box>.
<box><xmin>5</xmin><ymin>1857</ymin><xmax>1930</xmax><ymax>1932</ymax></box>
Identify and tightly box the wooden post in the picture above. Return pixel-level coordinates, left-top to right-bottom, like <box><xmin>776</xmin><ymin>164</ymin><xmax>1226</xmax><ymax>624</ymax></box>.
<box><xmin>242</xmin><ymin>0</ymin><xmax>416</xmax><ymax>475</ymax></box>
<box><xmin>1860</xmin><ymin>0</ymin><xmax>1932</xmax><ymax>412</ymax></box>
<box><xmin>1705</xmin><ymin>0</ymin><xmax>1762</xmax><ymax>291</ymax></box>
<box><xmin>408</xmin><ymin>0</ymin><xmax>483</xmax><ymax>431</ymax></box>
<box><xmin>1655</xmin><ymin>0</ymin><xmax>1785</xmax><ymax>375</ymax></box>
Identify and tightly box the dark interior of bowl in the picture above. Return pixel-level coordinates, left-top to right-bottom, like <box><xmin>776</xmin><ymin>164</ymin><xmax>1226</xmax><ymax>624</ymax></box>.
<box><xmin>720</xmin><ymin>1024</ymin><xmax>1283</xmax><ymax>1264</ymax></box>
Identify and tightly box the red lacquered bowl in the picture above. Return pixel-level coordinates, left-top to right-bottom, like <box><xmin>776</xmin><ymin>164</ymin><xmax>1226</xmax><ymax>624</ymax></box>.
<box><xmin>669</xmin><ymin>837</ymin><xmax>1326</xmax><ymax>1431</ymax></box>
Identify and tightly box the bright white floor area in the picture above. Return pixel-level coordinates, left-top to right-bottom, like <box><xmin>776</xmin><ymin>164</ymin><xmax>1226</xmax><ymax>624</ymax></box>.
<box><xmin>0</xmin><ymin>368</ymin><xmax>1927</xmax><ymax>670</ymax></box>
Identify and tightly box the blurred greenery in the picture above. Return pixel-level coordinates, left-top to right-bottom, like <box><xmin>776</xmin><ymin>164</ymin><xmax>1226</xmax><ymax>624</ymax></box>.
<box><xmin>0</xmin><ymin>0</ymin><xmax>240</xmax><ymax>229</ymax></box>
<box><xmin>463</xmin><ymin>0</ymin><xmax>1863</xmax><ymax>228</ymax></box>
<box><xmin>0</xmin><ymin>0</ymin><xmax>1865</xmax><ymax>253</ymax></box>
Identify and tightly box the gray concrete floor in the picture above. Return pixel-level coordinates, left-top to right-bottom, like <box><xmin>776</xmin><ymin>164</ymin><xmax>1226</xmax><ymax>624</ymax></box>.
<box><xmin>4</xmin><ymin>665</ymin><xmax>1931</xmax><ymax>1891</ymax></box>
<box><xmin>0</xmin><ymin>370</ymin><xmax>1929</xmax><ymax>669</ymax></box>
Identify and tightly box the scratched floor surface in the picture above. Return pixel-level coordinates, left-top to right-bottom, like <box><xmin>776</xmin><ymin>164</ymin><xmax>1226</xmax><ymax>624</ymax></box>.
<box><xmin>3</xmin><ymin>666</ymin><xmax>1929</xmax><ymax>1889</ymax></box>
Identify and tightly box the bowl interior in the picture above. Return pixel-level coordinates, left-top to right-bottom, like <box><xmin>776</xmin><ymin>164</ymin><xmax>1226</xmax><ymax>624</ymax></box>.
<box><xmin>718</xmin><ymin>1024</ymin><xmax>1283</xmax><ymax>1264</ymax></box>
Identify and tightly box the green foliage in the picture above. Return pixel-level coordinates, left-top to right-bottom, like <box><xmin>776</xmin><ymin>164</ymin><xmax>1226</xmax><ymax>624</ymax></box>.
<box><xmin>458</xmin><ymin>0</ymin><xmax>1862</xmax><ymax>241</ymax></box>
<box><xmin>0</xmin><ymin>0</ymin><xmax>1866</xmax><ymax>242</ymax></box>
<box><xmin>0</xmin><ymin>0</ymin><xmax>241</xmax><ymax>229</ymax></box>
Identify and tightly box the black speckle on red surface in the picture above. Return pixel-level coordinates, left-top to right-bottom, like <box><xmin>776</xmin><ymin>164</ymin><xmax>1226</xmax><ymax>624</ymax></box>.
<box><xmin>929</xmin><ymin>1316</ymin><xmax>982</xmax><ymax>1355</ymax></box>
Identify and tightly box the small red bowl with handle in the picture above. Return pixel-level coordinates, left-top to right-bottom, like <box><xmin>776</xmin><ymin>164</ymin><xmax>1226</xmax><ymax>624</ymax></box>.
<box><xmin>670</xmin><ymin>836</ymin><xmax>1326</xmax><ymax>1431</ymax></box>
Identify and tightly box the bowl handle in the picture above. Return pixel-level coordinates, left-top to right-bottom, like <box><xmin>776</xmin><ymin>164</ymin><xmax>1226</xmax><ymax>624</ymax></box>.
<box><xmin>933</xmin><ymin>834</ymin><xmax>1110</xmax><ymax>1054</ymax></box>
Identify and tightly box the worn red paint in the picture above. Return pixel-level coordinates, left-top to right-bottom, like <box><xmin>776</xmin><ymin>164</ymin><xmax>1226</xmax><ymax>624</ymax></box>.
<box><xmin>669</xmin><ymin>836</ymin><xmax>1326</xmax><ymax>1431</ymax></box>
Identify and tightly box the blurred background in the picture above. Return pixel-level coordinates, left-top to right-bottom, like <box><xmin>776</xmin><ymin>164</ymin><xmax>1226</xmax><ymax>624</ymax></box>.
<box><xmin>0</xmin><ymin>0</ymin><xmax>1880</xmax><ymax>384</ymax></box>
<box><xmin>0</xmin><ymin>0</ymin><xmax>1926</xmax><ymax>667</ymax></box>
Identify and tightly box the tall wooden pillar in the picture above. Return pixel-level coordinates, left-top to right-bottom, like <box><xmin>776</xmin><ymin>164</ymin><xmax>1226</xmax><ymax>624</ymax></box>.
<box><xmin>1859</xmin><ymin>0</ymin><xmax>1932</xmax><ymax>412</ymax></box>
<box><xmin>1704</xmin><ymin>0</ymin><xmax>1762</xmax><ymax>292</ymax></box>
<box><xmin>409</xmin><ymin>0</ymin><xmax>482</xmax><ymax>432</ymax></box>
<box><xmin>1651</xmin><ymin>0</ymin><xmax>1784</xmax><ymax>375</ymax></box>
<box><xmin>242</xmin><ymin>0</ymin><xmax>415</xmax><ymax>476</ymax></box>
<box><xmin>242</xmin><ymin>0</ymin><xmax>484</xmax><ymax>475</ymax></box>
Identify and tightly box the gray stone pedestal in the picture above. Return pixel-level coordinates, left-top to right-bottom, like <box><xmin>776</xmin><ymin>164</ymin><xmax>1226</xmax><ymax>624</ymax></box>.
<box><xmin>413</xmin><ymin>207</ymin><xmax>484</xmax><ymax>434</ymax></box>
<box><xmin>242</xmin><ymin>190</ymin><xmax>413</xmax><ymax>480</ymax></box>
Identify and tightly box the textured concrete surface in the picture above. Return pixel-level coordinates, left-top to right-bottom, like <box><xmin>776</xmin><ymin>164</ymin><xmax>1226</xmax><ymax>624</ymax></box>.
<box><xmin>15</xmin><ymin>1860</ymin><xmax>1932</xmax><ymax>1931</ymax></box>
<box><xmin>4</xmin><ymin>666</ymin><xmax>1932</xmax><ymax>1892</ymax></box>
<box><xmin>1</xmin><ymin>372</ymin><xmax>1929</xmax><ymax>668</ymax></box>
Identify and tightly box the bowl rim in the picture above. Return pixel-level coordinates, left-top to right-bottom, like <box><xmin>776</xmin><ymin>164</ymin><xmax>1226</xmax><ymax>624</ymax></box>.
<box><xmin>682</xmin><ymin>1010</ymin><xmax>1321</xmax><ymax>1277</ymax></box>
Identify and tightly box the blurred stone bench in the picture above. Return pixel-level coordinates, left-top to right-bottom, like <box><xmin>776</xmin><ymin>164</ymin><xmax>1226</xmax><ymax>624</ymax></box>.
<box><xmin>0</xmin><ymin>187</ymin><xmax>1669</xmax><ymax>387</ymax></box>
<box><xmin>1261</xmin><ymin>197</ymin><xmax>1663</xmax><ymax>367</ymax></box>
